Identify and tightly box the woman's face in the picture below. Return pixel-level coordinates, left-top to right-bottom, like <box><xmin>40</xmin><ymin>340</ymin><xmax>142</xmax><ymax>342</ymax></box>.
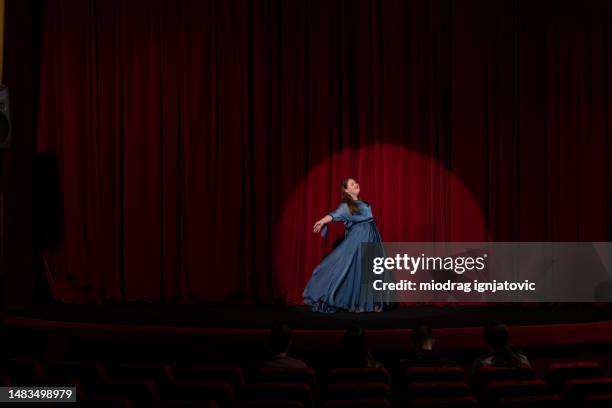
<box><xmin>345</xmin><ymin>178</ymin><xmax>360</xmax><ymax>197</ymax></box>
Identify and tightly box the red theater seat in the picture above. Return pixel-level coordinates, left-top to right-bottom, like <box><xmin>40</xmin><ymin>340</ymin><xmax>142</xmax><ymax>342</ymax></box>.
<box><xmin>328</xmin><ymin>368</ymin><xmax>390</xmax><ymax>384</ymax></box>
<box><xmin>237</xmin><ymin>401</ymin><xmax>305</xmax><ymax>408</ymax></box>
<box><xmin>106</xmin><ymin>363</ymin><xmax>174</xmax><ymax>386</ymax></box>
<box><xmin>497</xmin><ymin>395</ymin><xmax>563</xmax><ymax>407</ymax></box>
<box><xmin>325</xmin><ymin>383</ymin><xmax>392</xmax><ymax>401</ymax></box>
<box><xmin>323</xmin><ymin>399</ymin><xmax>392</xmax><ymax>408</ymax></box>
<box><xmin>256</xmin><ymin>367</ymin><xmax>316</xmax><ymax>387</ymax></box>
<box><xmin>79</xmin><ymin>399</ymin><xmax>135</xmax><ymax>408</ymax></box>
<box><xmin>158</xmin><ymin>401</ymin><xmax>219</xmax><ymax>408</ymax></box>
<box><xmin>406</xmin><ymin>381</ymin><xmax>471</xmax><ymax>399</ymax></box>
<box><xmin>241</xmin><ymin>383</ymin><xmax>313</xmax><ymax>408</ymax></box>
<box><xmin>160</xmin><ymin>381</ymin><xmax>234</xmax><ymax>408</ymax></box>
<box><xmin>0</xmin><ymin>358</ymin><xmax>45</xmax><ymax>379</ymax></box>
<box><xmin>404</xmin><ymin>366</ymin><xmax>465</xmax><ymax>383</ymax></box>
<box><xmin>88</xmin><ymin>379</ymin><xmax>159</xmax><ymax>408</ymax></box>
<box><xmin>476</xmin><ymin>365</ymin><xmax>536</xmax><ymax>384</ymax></box>
<box><xmin>564</xmin><ymin>377</ymin><xmax>612</xmax><ymax>401</ymax></box>
<box><xmin>583</xmin><ymin>394</ymin><xmax>612</xmax><ymax>407</ymax></box>
<box><xmin>410</xmin><ymin>396</ymin><xmax>479</xmax><ymax>407</ymax></box>
<box><xmin>173</xmin><ymin>365</ymin><xmax>244</xmax><ymax>387</ymax></box>
<box><xmin>0</xmin><ymin>374</ymin><xmax>11</xmax><ymax>386</ymax></box>
<box><xmin>547</xmin><ymin>362</ymin><xmax>603</xmax><ymax>387</ymax></box>
<box><xmin>485</xmin><ymin>379</ymin><xmax>551</xmax><ymax>401</ymax></box>
<box><xmin>44</xmin><ymin>361</ymin><xmax>108</xmax><ymax>384</ymax></box>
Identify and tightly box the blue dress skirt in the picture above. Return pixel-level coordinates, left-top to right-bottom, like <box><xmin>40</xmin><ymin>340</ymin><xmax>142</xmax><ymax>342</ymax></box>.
<box><xmin>303</xmin><ymin>200</ymin><xmax>391</xmax><ymax>313</ymax></box>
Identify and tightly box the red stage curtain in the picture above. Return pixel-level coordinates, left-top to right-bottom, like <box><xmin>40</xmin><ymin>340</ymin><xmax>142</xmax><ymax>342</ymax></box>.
<box><xmin>35</xmin><ymin>0</ymin><xmax>612</xmax><ymax>303</ymax></box>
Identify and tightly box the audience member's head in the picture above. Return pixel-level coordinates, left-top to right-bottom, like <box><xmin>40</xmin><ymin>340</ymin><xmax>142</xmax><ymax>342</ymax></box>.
<box><xmin>484</xmin><ymin>323</ymin><xmax>509</xmax><ymax>350</ymax></box>
<box><xmin>343</xmin><ymin>326</ymin><xmax>367</xmax><ymax>357</ymax></box>
<box><xmin>341</xmin><ymin>326</ymin><xmax>375</xmax><ymax>367</ymax></box>
<box><xmin>269</xmin><ymin>324</ymin><xmax>292</xmax><ymax>355</ymax></box>
<box><xmin>411</xmin><ymin>324</ymin><xmax>435</xmax><ymax>351</ymax></box>
<box><xmin>482</xmin><ymin>322</ymin><xmax>525</xmax><ymax>368</ymax></box>
<box><xmin>263</xmin><ymin>324</ymin><xmax>308</xmax><ymax>368</ymax></box>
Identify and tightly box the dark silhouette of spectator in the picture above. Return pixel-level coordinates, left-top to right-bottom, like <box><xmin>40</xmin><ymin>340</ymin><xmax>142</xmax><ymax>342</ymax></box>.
<box><xmin>337</xmin><ymin>326</ymin><xmax>383</xmax><ymax>368</ymax></box>
<box><xmin>262</xmin><ymin>324</ymin><xmax>308</xmax><ymax>368</ymax></box>
<box><xmin>398</xmin><ymin>324</ymin><xmax>456</xmax><ymax>367</ymax></box>
<box><xmin>471</xmin><ymin>323</ymin><xmax>529</xmax><ymax>377</ymax></box>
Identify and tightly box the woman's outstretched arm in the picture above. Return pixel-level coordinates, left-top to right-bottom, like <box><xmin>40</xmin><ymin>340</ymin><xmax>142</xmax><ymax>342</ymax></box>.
<box><xmin>313</xmin><ymin>215</ymin><xmax>333</xmax><ymax>233</ymax></box>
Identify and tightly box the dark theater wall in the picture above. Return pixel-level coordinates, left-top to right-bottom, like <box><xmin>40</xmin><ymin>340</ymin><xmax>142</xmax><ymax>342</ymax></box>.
<box><xmin>2</xmin><ymin>0</ymin><xmax>40</xmax><ymax>310</ymax></box>
<box><xmin>9</xmin><ymin>0</ymin><xmax>612</xmax><ymax>305</ymax></box>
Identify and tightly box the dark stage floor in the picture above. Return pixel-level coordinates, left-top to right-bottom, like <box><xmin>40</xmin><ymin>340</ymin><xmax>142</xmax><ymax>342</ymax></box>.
<box><xmin>9</xmin><ymin>302</ymin><xmax>612</xmax><ymax>330</ymax></box>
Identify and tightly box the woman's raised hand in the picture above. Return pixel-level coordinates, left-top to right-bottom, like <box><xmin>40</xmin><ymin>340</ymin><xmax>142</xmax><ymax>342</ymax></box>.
<box><xmin>313</xmin><ymin>219</ymin><xmax>325</xmax><ymax>233</ymax></box>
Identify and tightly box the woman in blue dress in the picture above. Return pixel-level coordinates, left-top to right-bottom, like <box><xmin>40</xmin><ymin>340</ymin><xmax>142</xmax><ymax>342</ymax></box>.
<box><xmin>303</xmin><ymin>178</ymin><xmax>391</xmax><ymax>313</ymax></box>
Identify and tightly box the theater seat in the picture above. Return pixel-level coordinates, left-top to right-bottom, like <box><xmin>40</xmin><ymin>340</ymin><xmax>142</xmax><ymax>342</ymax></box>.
<box><xmin>256</xmin><ymin>367</ymin><xmax>316</xmax><ymax>387</ymax></box>
<box><xmin>323</xmin><ymin>399</ymin><xmax>392</xmax><ymax>408</ymax></box>
<box><xmin>564</xmin><ymin>377</ymin><xmax>612</xmax><ymax>402</ymax></box>
<box><xmin>477</xmin><ymin>365</ymin><xmax>536</xmax><ymax>384</ymax></box>
<box><xmin>0</xmin><ymin>358</ymin><xmax>45</xmax><ymax>379</ymax></box>
<box><xmin>158</xmin><ymin>401</ymin><xmax>219</xmax><ymax>408</ymax></box>
<box><xmin>547</xmin><ymin>362</ymin><xmax>603</xmax><ymax>387</ymax></box>
<box><xmin>497</xmin><ymin>395</ymin><xmax>563</xmax><ymax>407</ymax></box>
<box><xmin>328</xmin><ymin>368</ymin><xmax>390</xmax><ymax>384</ymax></box>
<box><xmin>88</xmin><ymin>379</ymin><xmax>159</xmax><ymax>408</ymax></box>
<box><xmin>236</xmin><ymin>401</ymin><xmax>305</xmax><ymax>408</ymax></box>
<box><xmin>173</xmin><ymin>365</ymin><xmax>244</xmax><ymax>388</ymax></box>
<box><xmin>404</xmin><ymin>366</ymin><xmax>465</xmax><ymax>383</ymax></box>
<box><xmin>583</xmin><ymin>394</ymin><xmax>612</xmax><ymax>407</ymax></box>
<box><xmin>160</xmin><ymin>381</ymin><xmax>234</xmax><ymax>408</ymax></box>
<box><xmin>44</xmin><ymin>361</ymin><xmax>108</xmax><ymax>385</ymax></box>
<box><xmin>485</xmin><ymin>379</ymin><xmax>551</xmax><ymax>401</ymax></box>
<box><xmin>406</xmin><ymin>381</ymin><xmax>471</xmax><ymax>399</ymax></box>
<box><xmin>241</xmin><ymin>383</ymin><xmax>313</xmax><ymax>408</ymax></box>
<box><xmin>106</xmin><ymin>363</ymin><xmax>174</xmax><ymax>387</ymax></box>
<box><xmin>79</xmin><ymin>399</ymin><xmax>135</xmax><ymax>408</ymax></box>
<box><xmin>410</xmin><ymin>396</ymin><xmax>479</xmax><ymax>407</ymax></box>
<box><xmin>325</xmin><ymin>383</ymin><xmax>392</xmax><ymax>401</ymax></box>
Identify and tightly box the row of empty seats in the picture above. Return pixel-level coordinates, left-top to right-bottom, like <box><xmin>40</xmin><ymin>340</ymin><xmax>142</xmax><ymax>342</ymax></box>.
<box><xmin>2</xmin><ymin>357</ymin><xmax>612</xmax><ymax>407</ymax></box>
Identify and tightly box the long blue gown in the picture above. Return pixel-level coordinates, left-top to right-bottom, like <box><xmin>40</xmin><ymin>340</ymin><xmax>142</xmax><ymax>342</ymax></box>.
<box><xmin>303</xmin><ymin>200</ymin><xmax>391</xmax><ymax>313</ymax></box>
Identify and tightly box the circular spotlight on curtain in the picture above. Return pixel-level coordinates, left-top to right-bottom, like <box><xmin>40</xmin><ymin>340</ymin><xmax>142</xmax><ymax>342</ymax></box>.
<box><xmin>273</xmin><ymin>144</ymin><xmax>487</xmax><ymax>303</ymax></box>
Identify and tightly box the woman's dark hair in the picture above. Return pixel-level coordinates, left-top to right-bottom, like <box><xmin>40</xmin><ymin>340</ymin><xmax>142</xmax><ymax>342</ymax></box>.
<box><xmin>341</xmin><ymin>178</ymin><xmax>360</xmax><ymax>215</ymax></box>
<box><xmin>484</xmin><ymin>323</ymin><xmax>524</xmax><ymax>367</ymax></box>
<box><xmin>411</xmin><ymin>324</ymin><xmax>434</xmax><ymax>350</ymax></box>
<box><xmin>340</xmin><ymin>326</ymin><xmax>372</xmax><ymax>367</ymax></box>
